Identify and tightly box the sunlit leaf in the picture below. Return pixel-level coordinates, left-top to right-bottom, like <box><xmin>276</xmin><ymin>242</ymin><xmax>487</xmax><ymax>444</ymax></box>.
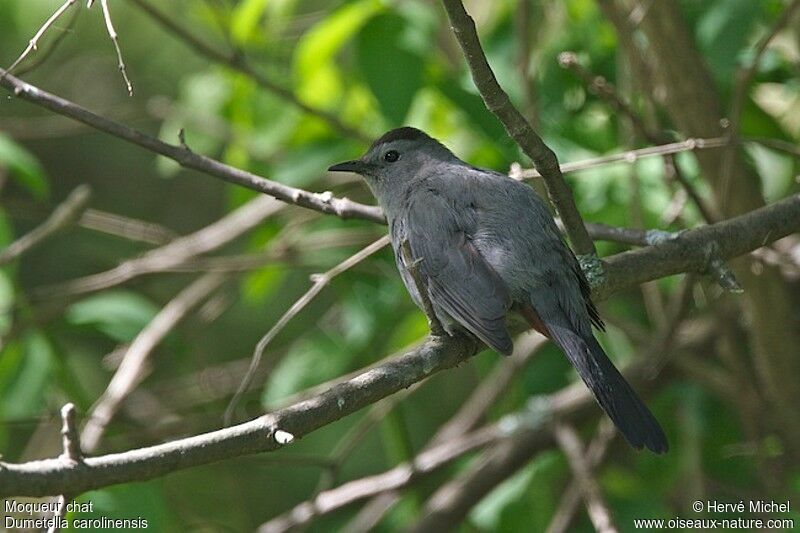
<box><xmin>293</xmin><ymin>0</ymin><xmax>383</xmax><ymax>106</ymax></box>
<box><xmin>0</xmin><ymin>134</ymin><xmax>49</xmax><ymax>200</ymax></box>
<box><xmin>231</xmin><ymin>0</ymin><xmax>270</xmax><ymax>45</ymax></box>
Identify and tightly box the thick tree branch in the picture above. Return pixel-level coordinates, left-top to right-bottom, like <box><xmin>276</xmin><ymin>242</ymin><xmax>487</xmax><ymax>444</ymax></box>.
<box><xmin>81</xmin><ymin>273</ymin><xmax>228</xmax><ymax>453</ymax></box>
<box><xmin>596</xmin><ymin>193</ymin><xmax>800</xmax><ymax>300</ymax></box>
<box><xmin>0</xmin><ymin>65</ymin><xmax>745</xmax><ymax>257</ymax></box>
<box><xmin>1</xmin><ymin>195</ymin><xmax>797</xmax><ymax>496</ymax></box>
<box><xmin>441</xmin><ymin>0</ymin><xmax>596</xmax><ymax>257</ymax></box>
<box><xmin>0</xmin><ymin>335</ymin><xmax>477</xmax><ymax>497</ymax></box>
<box><xmin>0</xmin><ymin>68</ymin><xmax>386</xmax><ymax>225</ymax></box>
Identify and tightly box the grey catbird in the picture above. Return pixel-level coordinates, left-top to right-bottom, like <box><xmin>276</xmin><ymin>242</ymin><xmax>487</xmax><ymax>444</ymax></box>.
<box><xmin>329</xmin><ymin>127</ymin><xmax>668</xmax><ymax>453</ymax></box>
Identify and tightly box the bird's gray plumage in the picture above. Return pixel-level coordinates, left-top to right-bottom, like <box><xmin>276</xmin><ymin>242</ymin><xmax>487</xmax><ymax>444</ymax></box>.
<box><xmin>329</xmin><ymin>127</ymin><xmax>667</xmax><ymax>453</ymax></box>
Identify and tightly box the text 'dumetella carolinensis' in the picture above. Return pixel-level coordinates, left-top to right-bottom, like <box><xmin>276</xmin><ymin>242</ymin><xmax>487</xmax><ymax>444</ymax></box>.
<box><xmin>329</xmin><ymin>127</ymin><xmax>668</xmax><ymax>453</ymax></box>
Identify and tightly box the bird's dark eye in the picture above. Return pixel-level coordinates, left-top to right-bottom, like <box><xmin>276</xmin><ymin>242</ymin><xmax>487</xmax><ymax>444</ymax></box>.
<box><xmin>384</xmin><ymin>150</ymin><xmax>399</xmax><ymax>163</ymax></box>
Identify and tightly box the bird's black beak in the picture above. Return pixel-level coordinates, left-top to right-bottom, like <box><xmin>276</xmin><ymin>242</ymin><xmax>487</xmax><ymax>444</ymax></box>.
<box><xmin>328</xmin><ymin>159</ymin><xmax>369</xmax><ymax>174</ymax></box>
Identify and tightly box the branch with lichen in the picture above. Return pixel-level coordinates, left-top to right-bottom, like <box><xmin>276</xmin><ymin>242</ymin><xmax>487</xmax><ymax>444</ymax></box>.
<box><xmin>1</xmin><ymin>194</ymin><xmax>798</xmax><ymax>497</ymax></box>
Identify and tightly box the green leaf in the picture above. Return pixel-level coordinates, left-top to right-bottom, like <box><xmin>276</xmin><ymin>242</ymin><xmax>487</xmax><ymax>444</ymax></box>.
<box><xmin>262</xmin><ymin>336</ymin><xmax>348</xmax><ymax>407</ymax></box>
<box><xmin>231</xmin><ymin>0</ymin><xmax>270</xmax><ymax>45</ymax></box>
<box><xmin>0</xmin><ymin>133</ymin><xmax>49</xmax><ymax>199</ymax></box>
<box><xmin>65</xmin><ymin>290</ymin><xmax>159</xmax><ymax>342</ymax></box>
<box><xmin>2</xmin><ymin>332</ymin><xmax>55</xmax><ymax>419</ymax></box>
<box><xmin>77</xmin><ymin>483</ymin><xmax>178</xmax><ymax>531</ymax></box>
<box><xmin>293</xmin><ymin>0</ymin><xmax>383</xmax><ymax>106</ymax></box>
<box><xmin>696</xmin><ymin>0</ymin><xmax>765</xmax><ymax>83</ymax></box>
<box><xmin>0</xmin><ymin>270</ymin><xmax>14</xmax><ymax>337</ymax></box>
<box><xmin>357</xmin><ymin>13</ymin><xmax>424</xmax><ymax>125</ymax></box>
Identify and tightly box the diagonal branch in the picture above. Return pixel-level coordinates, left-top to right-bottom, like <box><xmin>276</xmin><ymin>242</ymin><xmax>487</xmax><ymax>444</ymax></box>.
<box><xmin>553</xmin><ymin>423</ymin><xmax>618</xmax><ymax>533</ymax></box>
<box><xmin>0</xmin><ymin>185</ymin><xmax>92</xmax><ymax>265</ymax></box>
<box><xmin>0</xmin><ymin>68</ymin><xmax>386</xmax><ymax>225</ymax></box>
<box><xmin>1</xmin><ymin>195</ymin><xmax>798</xmax><ymax>497</ymax></box>
<box><xmin>35</xmin><ymin>195</ymin><xmax>284</xmax><ymax>299</ymax></box>
<box><xmin>81</xmin><ymin>273</ymin><xmax>228</xmax><ymax>453</ymax></box>
<box><xmin>96</xmin><ymin>0</ymin><xmax>133</xmax><ymax>96</ymax></box>
<box><xmin>441</xmin><ymin>0</ymin><xmax>596</xmax><ymax>257</ymax></box>
<box><xmin>0</xmin><ymin>334</ymin><xmax>477</xmax><ymax>497</ymax></box>
<box><xmin>224</xmin><ymin>235</ymin><xmax>391</xmax><ymax>425</ymax></box>
<box><xmin>0</xmin><ymin>0</ymin><xmax>78</xmax><ymax>81</ymax></box>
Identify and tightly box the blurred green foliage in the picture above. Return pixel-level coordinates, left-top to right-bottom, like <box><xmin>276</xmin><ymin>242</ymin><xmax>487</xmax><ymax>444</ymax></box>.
<box><xmin>0</xmin><ymin>0</ymin><xmax>799</xmax><ymax>531</ymax></box>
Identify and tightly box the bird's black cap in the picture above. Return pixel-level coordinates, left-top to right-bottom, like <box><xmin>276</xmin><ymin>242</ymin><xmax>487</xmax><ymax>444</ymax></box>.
<box><xmin>369</xmin><ymin>127</ymin><xmax>433</xmax><ymax>151</ymax></box>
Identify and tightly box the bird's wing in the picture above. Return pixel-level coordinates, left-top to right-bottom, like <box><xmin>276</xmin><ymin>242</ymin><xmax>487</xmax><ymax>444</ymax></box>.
<box><xmin>402</xmin><ymin>190</ymin><xmax>513</xmax><ymax>355</ymax></box>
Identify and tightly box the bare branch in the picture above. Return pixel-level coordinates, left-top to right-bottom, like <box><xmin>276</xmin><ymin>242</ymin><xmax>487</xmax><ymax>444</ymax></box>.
<box><xmin>596</xmin><ymin>193</ymin><xmax>800</xmax><ymax>300</ymax></box>
<box><xmin>0</xmin><ymin>185</ymin><xmax>92</xmax><ymax>265</ymax></box>
<box><xmin>557</xmin><ymin>51</ymin><xmax>719</xmax><ymax>222</ymax></box>
<box><xmin>36</xmin><ymin>195</ymin><xmax>284</xmax><ymax>299</ymax></box>
<box><xmin>81</xmin><ymin>273</ymin><xmax>227</xmax><ymax>453</ymax></box>
<box><xmin>546</xmin><ymin>421</ymin><xmax>616</xmax><ymax>533</ymax></box>
<box><xmin>0</xmin><ymin>192</ymin><xmax>797</xmax><ymax>497</ymax></box>
<box><xmin>224</xmin><ymin>236</ymin><xmax>391</xmax><ymax>425</ymax></box>
<box><xmin>553</xmin><ymin>423</ymin><xmax>618</xmax><ymax>533</ymax></box>
<box><xmin>0</xmin><ymin>0</ymin><xmax>78</xmax><ymax>80</ymax></box>
<box><xmin>0</xmin><ymin>68</ymin><xmax>386</xmax><ymax>225</ymax></box>
<box><xmin>0</xmin><ymin>334</ymin><xmax>478</xmax><ymax>497</ymax></box>
<box><xmin>96</xmin><ymin>0</ymin><xmax>133</xmax><ymax>95</ymax></box>
<box><xmin>440</xmin><ymin>0</ymin><xmax>596</xmax><ymax>257</ymax></box>
<box><xmin>512</xmin><ymin>137</ymin><xmax>728</xmax><ymax>179</ymax></box>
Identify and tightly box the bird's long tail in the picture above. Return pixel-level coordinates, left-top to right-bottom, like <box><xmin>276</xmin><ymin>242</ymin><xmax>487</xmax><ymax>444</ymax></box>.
<box><xmin>529</xmin><ymin>307</ymin><xmax>668</xmax><ymax>453</ymax></box>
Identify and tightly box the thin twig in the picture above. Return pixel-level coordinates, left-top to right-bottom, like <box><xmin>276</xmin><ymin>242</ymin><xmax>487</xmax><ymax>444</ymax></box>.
<box><xmin>512</xmin><ymin>137</ymin><xmax>729</xmax><ymax>179</ymax></box>
<box><xmin>546</xmin><ymin>421</ymin><xmax>616</xmax><ymax>533</ymax></box>
<box><xmin>346</xmin><ymin>333</ymin><xmax>548</xmax><ymax>531</ymax></box>
<box><xmin>0</xmin><ymin>185</ymin><xmax>92</xmax><ymax>265</ymax></box>
<box><xmin>553</xmin><ymin>423</ymin><xmax>618</xmax><ymax>533</ymax></box>
<box><xmin>15</xmin><ymin>4</ymin><xmax>81</xmax><ymax>77</ymax></box>
<box><xmin>36</xmin><ymin>195</ymin><xmax>284</xmax><ymax>299</ymax></box>
<box><xmin>0</xmin><ymin>197</ymin><xmax>788</xmax><ymax>496</ymax></box>
<box><xmin>441</xmin><ymin>0</ymin><xmax>596</xmax><ymax>257</ymax></box>
<box><xmin>223</xmin><ymin>235</ymin><xmax>391</xmax><ymax>425</ymax></box>
<box><xmin>0</xmin><ymin>0</ymin><xmax>78</xmax><ymax>81</ymax></box>
<box><xmin>48</xmin><ymin>402</ymin><xmax>82</xmax><ymax>533</ymax></box>
<box><xmin>81</xmin><ymin>273</ymin><xmax>227</xmax><ymax>453</ymax></box>
<box><xmin>557</xmin><ymin>51</ymin><xmax>717</xmax><ymax>222</ymax></box>
<box><xmin>400</xmin><ymin>239</ymin><xmax>446</xmax><ymax>337</ymax></box>
<box><xmin>96</xmin><ymin>0</ymin><xmax>133</xmax><ymax>95</ymax></box>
